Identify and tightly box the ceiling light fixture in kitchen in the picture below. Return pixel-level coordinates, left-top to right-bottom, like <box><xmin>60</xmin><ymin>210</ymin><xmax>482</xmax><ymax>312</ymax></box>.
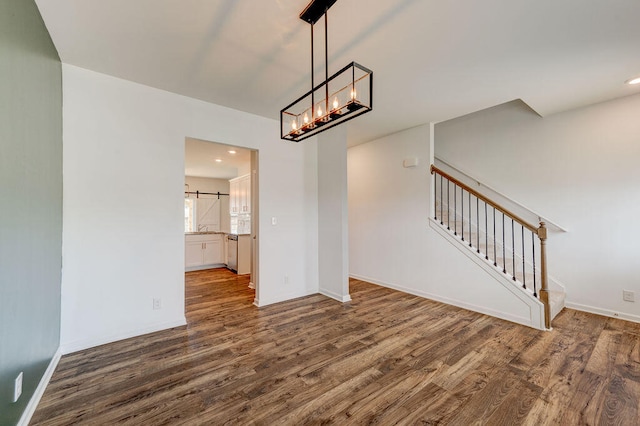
<box><xmin>280</xmin><ymin>0</ymin><xmax>373</xmax><ymax>142</ymax></box>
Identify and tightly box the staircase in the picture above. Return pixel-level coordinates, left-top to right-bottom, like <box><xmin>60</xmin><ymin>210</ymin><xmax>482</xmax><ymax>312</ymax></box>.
<box><xmin>431</xmin><ymin>165</ymin><xmax>565</xmax><ymax>330</ymax></box>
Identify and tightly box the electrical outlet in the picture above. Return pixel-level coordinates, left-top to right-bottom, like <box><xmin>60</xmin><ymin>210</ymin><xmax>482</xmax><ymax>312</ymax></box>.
<box><xmin>271</xmin><ymin>217</ymin><xmax>277</xmax><ymax>226</ymax></box>
<box><xmin>13</xmin><ymin>372</ymin><xmax>23</xmax><ymax>403</ymax></box>
<box><xmin>623</xmin><ymin>290</ymin><xmax>635</xmax><ymax>302</ymax></box>
<box><xmin>153</xmin><ymin>298</ymin><xmax>162</xmax><ymax>310</ymax></box>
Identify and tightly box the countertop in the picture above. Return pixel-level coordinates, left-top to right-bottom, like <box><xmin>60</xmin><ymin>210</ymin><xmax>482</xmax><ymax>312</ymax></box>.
<box><xmin>185</xmin><ymin>231</ymin><xmax>228</xmax><ymax>236</ymax></box>
<box><xmin>184</xmin><ymin>232</ymin><xmax>250</xmax><ymax>236</ymax></box>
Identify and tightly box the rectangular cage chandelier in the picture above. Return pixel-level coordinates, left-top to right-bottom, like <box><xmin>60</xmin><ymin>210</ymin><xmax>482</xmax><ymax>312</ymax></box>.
<box><xmin>280</xmin><ymin>0</ymin><xmax>373</xmax><ymax>142</ymax></box>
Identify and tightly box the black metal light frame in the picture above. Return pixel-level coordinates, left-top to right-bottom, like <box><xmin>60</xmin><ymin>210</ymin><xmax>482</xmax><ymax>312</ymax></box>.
<box><xmin>280</xmin><ymin>0</ymin><xmax>373</xmax><ymax>142</ymax></box>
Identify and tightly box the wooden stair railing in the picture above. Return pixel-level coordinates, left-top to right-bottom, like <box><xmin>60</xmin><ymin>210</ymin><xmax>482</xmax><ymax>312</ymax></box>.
<box><xmin>430</xmin><ymin>165</ymin><xmax>551</xmax><ymax>329</ymax></box>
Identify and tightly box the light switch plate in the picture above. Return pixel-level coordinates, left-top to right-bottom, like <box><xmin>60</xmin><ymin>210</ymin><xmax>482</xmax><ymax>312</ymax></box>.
<box><xmin>13</xmin><ymin>372</ymin><xmax>23</xmax><ymax>403</ymax></box>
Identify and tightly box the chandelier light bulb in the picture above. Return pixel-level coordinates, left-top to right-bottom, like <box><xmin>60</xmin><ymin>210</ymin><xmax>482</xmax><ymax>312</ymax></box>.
<box><xmin>333</xmin><ymin>97</ymin><xmax>339</xmax><ymax>110</ymax></box>
<box><xmin>291</xmin><ymin>120</ymin><xmax>297</xmax><ymax>130</ymax></box>
<box><xmin>303</xmin><ymin>113</ymin><xmax>309</xmax><ymax>124</ymax></box>
<box><xmin>350</xmin><ymin>88</ymin><xmax>356</xmax><ymax>100</ymax></box>
<box><xmin>317</xmin><ymin>106</ymin><xmax>323</xmax><ymax>117</ymax></box>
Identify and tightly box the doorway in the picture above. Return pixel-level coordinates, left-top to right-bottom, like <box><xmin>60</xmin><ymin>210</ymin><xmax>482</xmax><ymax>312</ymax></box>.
<box><xmin>183</xmin><ymin>137</ymin><xmax>259</xmax><ymax>302</ymax></box>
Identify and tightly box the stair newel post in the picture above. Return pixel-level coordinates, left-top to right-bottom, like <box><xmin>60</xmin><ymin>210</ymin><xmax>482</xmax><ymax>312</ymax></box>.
<box><xmin>538</xmin><ymin>221</ymin><xmax>551</xmax><ymax>329</ymax></box>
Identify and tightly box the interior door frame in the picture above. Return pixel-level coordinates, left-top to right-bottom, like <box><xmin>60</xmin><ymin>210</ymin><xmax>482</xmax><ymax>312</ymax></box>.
<box><xmin>250</xmin><ymin>150</ymin><xmax>259</xmax><ymax>303</ymax></box>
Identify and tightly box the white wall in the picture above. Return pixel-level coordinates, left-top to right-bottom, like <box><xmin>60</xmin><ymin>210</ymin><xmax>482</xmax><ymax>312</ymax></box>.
<box><xmin>184</xmin><ymin>176</ymin><xmax>229</xmax><ymax>194</ymax></box>
<box><xmin>435</xmin><ymin>94</ymin><xmax>640</xmax><ymax>323</ymax></box>
<box><xmin>184</xmin><ymin>176</ymin><xmax>230</xmax><ymax>232</ymax></box>
<box><xmin>237</xmin><ymin>162</ymin><xmax>251</xmax><ymax>177</ymax></box>
<box><xmin>61</xmin><ymin>64</ymin><xmax>319</xmax><ymax>353</ymax></box>
<box><xmin>348</xmin><ymin>124</ymin><xmax>539</xmax><ymax>327</ymax></box>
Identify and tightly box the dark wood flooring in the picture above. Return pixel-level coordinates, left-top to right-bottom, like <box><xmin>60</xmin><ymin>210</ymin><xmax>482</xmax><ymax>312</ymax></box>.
<box><xmin>31</xmin><ymin>268</ymin><xmax>640</xmax><ymax>425</ymax></box>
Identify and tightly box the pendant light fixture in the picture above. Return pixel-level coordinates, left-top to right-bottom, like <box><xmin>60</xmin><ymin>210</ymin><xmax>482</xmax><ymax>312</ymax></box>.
<box><xmin>280</xmin><ymin>0</ymin><xmax>373</xmax><ymax>142</ymax></box>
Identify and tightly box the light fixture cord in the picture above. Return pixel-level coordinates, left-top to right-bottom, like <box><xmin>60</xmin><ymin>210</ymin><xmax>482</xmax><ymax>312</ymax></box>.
<box><xmin>325</xmin><ymin>10</ymin><xmax>329</xmax><ymax>116</ymax></box>
<box><xmin>310</xmin><ymin>22</ymin><xmax>315</xmax><ymax>119</ymax></box>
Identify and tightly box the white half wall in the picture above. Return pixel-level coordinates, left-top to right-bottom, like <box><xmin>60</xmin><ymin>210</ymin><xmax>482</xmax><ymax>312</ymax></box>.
<box><xmin>435</xmin><ymin>95</ymin><xmax>640</xmax><ymax>323</ymax></box>
<box><xmin>348</xmin><ymin>124</ymin><xmax>539</xmax><ymax>327</ymax></box>
<box><xmin>61</xmin><ymin>64</ymin><xmax>319</xmax><ymax>352</ymax></box>
<box><xmin>318</xmin><ymin>126</ymin><xmax>350</xmax><ymax>303</ymax></box>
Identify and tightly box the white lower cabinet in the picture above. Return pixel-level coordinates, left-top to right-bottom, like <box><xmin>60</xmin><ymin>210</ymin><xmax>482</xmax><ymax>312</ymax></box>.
<box><xmin>185</xmin><ymin>234</ymin><xmax>224</xmax><ymax>269</ymax></box>
<box><xmin>203</xmin><ymin>238</ymin><xmax>221</xmax><ymax>264</ymax></box>
<box><xmin>185</xmin><ymin>240</ymin><xmax>206</xmax><ymax>267</ymax></box>
<box><xmin>224</xmin><ymin>235</ymin><xmax>229</xmax><ymax>265</ymax></box>
<box><xmin>237</xmin><ymin>235</ymin><xmax>252</xmax><ymax>275</ymax></box>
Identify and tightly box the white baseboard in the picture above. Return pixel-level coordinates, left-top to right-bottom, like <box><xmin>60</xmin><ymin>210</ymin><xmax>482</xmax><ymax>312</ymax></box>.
<box><xmin>349</xmin><ymin>273</ymin><xmax>542</xmax><ymax>330</ymax></box>
<box><xmin>60</xmin><ymin>317</ymin><xmax>187</xmax><ymax>354</ymax></box>
<box><xmin>18</xmin><ymin>347</ymin><xmax>62</xmax><ymax>426</ymax></box>
<box><xmin>254</xmin><ymin>289</ymin><xmax>317</xmax><ymax>307</ymax></box>
<box><xmin>565</xmin><ymin>301</ymin><xmax>640</xmax><ymax>324</ymax></box>
<box><xmin>185</xmin><ymin>263</ymin><xmax>226</xmax><ymax>272</ymax></box>
<box><xmin>319</xmin><ymin>288</ymin><xmax>352</xmax><ymax>303</ymax></box>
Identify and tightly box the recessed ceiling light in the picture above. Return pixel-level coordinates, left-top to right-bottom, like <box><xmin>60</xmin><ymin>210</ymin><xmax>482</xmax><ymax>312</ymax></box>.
<box><xmin>626</xmin><ymin>76</ymin><xmax>640</xmax><ymax>85</ymax></box>
<box><xmin>215</xmin><ymin>159</ymin><xmax>222</xmax><ymax>163</ymax></box>
<box><xmin>228</xmin><ymin>150</ymin><xmax>236</xmax><ymax>154</ymax></box>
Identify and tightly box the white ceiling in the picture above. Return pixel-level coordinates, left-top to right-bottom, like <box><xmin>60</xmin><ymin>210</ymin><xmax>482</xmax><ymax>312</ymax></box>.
<box><xmin>36</xmin><ymin>0</ymin><xmax>640</xmax><ymax>146</ymax></box>
<box><xmin>185</xmin><ymin>138</ymin><xmax>251</xmax><ymax>179</ymax></box>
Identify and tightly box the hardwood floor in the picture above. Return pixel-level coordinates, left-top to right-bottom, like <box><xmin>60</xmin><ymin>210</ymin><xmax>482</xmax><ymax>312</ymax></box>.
<box><xmin>32</xmin><ymin>268</ymin><xmax>640</xmax><ymax>425</ymax></box>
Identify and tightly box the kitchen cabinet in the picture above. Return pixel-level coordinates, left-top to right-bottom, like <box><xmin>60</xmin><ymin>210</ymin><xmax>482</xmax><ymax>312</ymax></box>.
<box><xmin>237</xmin><ymin>234</ymin><xmax>252</xmax><ymax>275</ymax></box>
<box><xmin>229</xmin><ymin>174</ymin><xmax>251</xmax><ymax>215</ymax></box>
<box><xmin>229</xmin><ymin>179</ymin><xmax>240</xmax><ymax>214</ymax></box>
<box><xmin>185</xmin><ymin>240</ymin><xmax>205</xmax><ymax>267</ymax></box>
<box><xmin>185</xmin><ymin>234</ymin><xmax>224</xmax><ymax>270</ymax></box>
<box><xmin>203</xmin><ymin>239</ymin><xmax>220</xmax><ymax>265</ymax></box>
<box><xmin>239</xmin><ymin>174</ymin><xmax>251</xmax><ymax>214</ymax></box>
<box><xmin>224</xmin><ymin>233</ymin><xmax>229</xmax><ymax>265</ymax></box>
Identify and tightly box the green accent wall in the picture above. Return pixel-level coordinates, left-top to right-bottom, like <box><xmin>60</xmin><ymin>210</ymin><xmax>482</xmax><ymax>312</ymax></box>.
<box><xmin>0</xmin><ymin>0</ymin><xmax>62</xmax><ymax>424</ymax></box>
